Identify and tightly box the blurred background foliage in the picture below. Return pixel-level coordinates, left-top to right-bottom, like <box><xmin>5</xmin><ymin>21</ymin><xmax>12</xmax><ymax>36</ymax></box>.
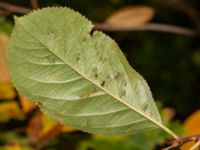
<box><xmin>0</xmin><ymin>0</ymin><xmax>200</xmax><ymax>149</ymax></box>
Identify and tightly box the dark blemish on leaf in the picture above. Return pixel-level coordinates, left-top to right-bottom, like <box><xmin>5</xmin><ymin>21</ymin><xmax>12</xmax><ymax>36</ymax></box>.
<box><xmin>82</xmin><ymin>36</ymin><xmax>87</xmax><ymax>42</ymax></box>
<box><xmin>92</xmin><ymin>67</ymin><xmax>98</xmax><ymax>78</ymax></box>
<box><xmin>120</xmin><ymin>90</ymin><xmax>126</xmax><ymax>98</ymax></box>
<box><xmin>77</xmin><ymin>56</ymin><xmax>80</xmax><ymax>62</ymax></box>
<box><xmin>85</xmin><ymin>120</ymin><xmax>91</xmax><ymax>127</ymax></box>
<box><xmin>48</xmin><ymin>31</ymin><xmax>53</xmax><ymax>36</ymax></box>
<box><xmin>76</xmin><ymin>53</ymin><xmax>80</xmax><ymax>62</ymax></box>
<box><xmin>100</xmin><ymin>76</ymin><xmax>110</xmax><ymax>86</ymax></box>
<box><xmin>106</xmin><ymin>76</ymin><xmax>110</xmax><ymax>80</ymax></box>
<box><xmin>149</xmin><ymin>111</ymin><xmax>153</xmax><ymax>117</ymax></box>
<box><xmin>114</xmin><ymin>72</ymin><xmax>122</xmax><ymax>80</ymax></box>
<box><xmin>46</xmin><ymin>55</ymin><xmax>55</xmax><ymax>63</ymax></box>
<box><xmin>79</xmin><ymin>88</ymin><xmax>98</xmax><ymax>98</ymax></box>
<box><xmin>95</xmin><ymin>73</ymin><xmax>98</xmax><ymax>78</ymax></box>
<box><xmin>105</xmin><ymin>76</ymin><xmax>111</xmax><ymax>82</ymax></box>
<box><xmin>143</xmin><ymin>104</ymin><xmax>149</xmax><ymax>111</ymax></box>
<box><xmin>60</xmin><ymin>107</ymin><xmax>66</xmax><ymax>113</ymax></box>
<box><xmin>99</xmin><ymin>57</ymin><xmax>107</xmax><ymax>63</ymax></box>
<box><xmin>101</xmin><ymin>80</ymin><xmax>105</xmax><ymax>87</ymax></box>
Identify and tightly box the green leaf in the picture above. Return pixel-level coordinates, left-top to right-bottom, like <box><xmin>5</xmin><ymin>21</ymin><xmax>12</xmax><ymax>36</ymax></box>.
<box><xmin>7</xmin><ymin>7</ymin><xmax>162</xmax><ymax>135</ymax></box>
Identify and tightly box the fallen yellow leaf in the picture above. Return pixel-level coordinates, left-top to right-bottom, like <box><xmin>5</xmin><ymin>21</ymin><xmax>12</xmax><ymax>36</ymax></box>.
<box><xmin>0</xmin><ymin>101</ymin><xmax>24</xmax><ymax>122</ymax></box>
<box><xmin>19</xmin><ymin>95</ymin><xmax>37</xmax><ymax>113</ymax></box>
<box><xmin>106</xmin><ymin>5</ymin><xmax>155</xmax><ymax>27</ymax></box>
<box><xmin>184</xmin><ymin>110</ymin><xmax>200</xmax><ymax>135</ymax></box>
<box><xmin>2</xmin><ymin>143</ymin><xmax>33</xmax><ymax>150</ymax></box>
<box><xmin>0</xmin><ymin>82</ymin><xmax>16</xmax><ymax>100</ymax></box>
<box><xmin>41</xmin><ymin>113</ymin><xmax>76</xmax><ymax>135</ymax></box>
<box><xmin>181</xmin><ymin>110</ymin><xmax>200</xmax><ymax>150</ymax></box>
<box><xmin>27</xmin><ymin>112</ymin><xmax>75</xmax><ymax>144</ymax></box>
<box><xmin>3</xmin><ymin>144</ymin><xmax>21</xmax><ymax>150</ymax></box>
<box><xmin>40</xmin><ymin>113</ymin><xmax>59</xmax><ymax>136</ymax></box>
<box><xmin>62</xmin><ymin>125</ymin><xmax>76</xmax><ymax>133</ymax></box>
<box><xmin>0</xmin><ymin>32</ymin><xmax>10</xmax><ymax>82</ymax></box>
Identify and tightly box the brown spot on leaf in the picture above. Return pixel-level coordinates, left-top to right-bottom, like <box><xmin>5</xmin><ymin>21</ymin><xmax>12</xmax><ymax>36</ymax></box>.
<box><xmin>106</xmin><ymin>76</ymin><xmax>110</xmax><ymax>80</ymax></box>
<box><xmin>99</xmin><ymin>57</ymin><xmax>107</xmax><ymax>63</ymax></box>
<box><xmin>120</xmin><ymin>90</ymin><xmax>126</xmax><ymax>98</ymax></box>
<box><xmin>79</xmin><ymin>88</ymin><xmax>98</xmax><ymax>98</ymax></box>
<box><xmin>101</xmin><ymin>80</ymin><xmax>106</xmax><ymax>87</ymax></box>
<box><xmin>76</xmin><ymin>56</ymin><xmax>80</xmax><ymax>62</ymax></box>
<box><xmin>95</xmin><ymin>73</ymin><xmax>98</xmax><ymax>78</ymax></box>
<box><xmin>76</xmin><ymin>53</ymin><xmax>80</xmax><ymax>62</ymax></box>
<box><xmin>114</xmin><ymin>72</ymin><xmax>122</xmax><ymax>80</ymax></box>
<box><xmin>143</xmin><ymin>104</ymin><xmax>149</xmax><ymax>111</ymax></box>
<box><xmin>46</xmin><ymin>55</ymin><xmax>55</xmax><ymax>63</ymax></box>
<box><xmin>82</xmin><ymin>36</ymin><xmax>87</xmax><ymax>42</ymax></box>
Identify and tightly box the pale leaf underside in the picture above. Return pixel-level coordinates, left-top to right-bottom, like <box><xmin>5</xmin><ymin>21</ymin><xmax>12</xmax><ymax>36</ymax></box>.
<box><xmin>7</xmin><ymin>7</ymin><xmax>161</xmax><ymax>135</ymax></box>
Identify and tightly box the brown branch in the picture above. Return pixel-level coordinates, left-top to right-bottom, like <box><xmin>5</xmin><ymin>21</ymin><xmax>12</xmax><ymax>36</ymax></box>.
<box><xmin>0</xmin><ymin>1</ymin><xmax>197</xmax><ymax>36</ymax></box>
<box><xmin>162</xmin><ymin>143</ymin><xmax>179</xmax><ymax>150</ymax></box>
<box><xmin>0</xmin><ymin>2</ymin><xmax>31</xmax><ymax>14</ymax></box>
<box><xmin>162</xmin><ymin>134</ymin><xmax>200</xmax><ymax>150</ymax></box>
<box><xmin>155</xmin><ymin>0</ymin><xmax>200</xmax><ymax>34</ymax></box>
<box><xmin>169</xmin><ymin>0</ymin><xmax>200</xmax><ymax>32</ymax></box>
<box><xmin>94</xmin><ymin>23</ymin><xmax>196</xmax><ymax>36</ymax></box>
<box><xmin>30</xmin><ymin>0</ymin><xmax>39</xmax><ymax>9</ymax></box>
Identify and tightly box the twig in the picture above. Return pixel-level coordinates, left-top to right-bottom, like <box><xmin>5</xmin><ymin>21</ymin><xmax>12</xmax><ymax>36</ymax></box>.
<box><xmin>155</xmin><ymin>0</ymin><xmax>200</xmax><ymax>34</ymax></box>
<box><xmin>162</xmin><ymin>143</ymin><xmax>179</xmax><ymax>150</ymax></box>
<box><xmin>0</xmin><ymin>1</ymin><xmax>196</xmax><ymax>36</ymax></box>
<box><xmin>94</xmin><ymin>23</ymin><xmax>196</xmax><ymax>36</ymax></box>
<box><xmin>169</xmin><ymin>0</ymin><xmax>200</xmax><ymax>33</ymax></box>
<box><xmin>30</xmin><ymin>0</ymin><xmax>39</xmax><ymax>9</ymax></box>
<box><xmin>163</xmin><ymin>134</ymin><xmax>200</xmax><ymax>150</ymax></box>
<box><xmin>0</xmin><ymin>2</ymin><xmax>31</xmax><ymax>14</ymax></box>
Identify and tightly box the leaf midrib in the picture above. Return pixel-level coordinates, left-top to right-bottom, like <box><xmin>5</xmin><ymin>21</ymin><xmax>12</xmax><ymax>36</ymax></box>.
<box><xmin>17</xmin><ymin>19</ymin><xmax>162</xmax><ymax>129</ymax></box>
